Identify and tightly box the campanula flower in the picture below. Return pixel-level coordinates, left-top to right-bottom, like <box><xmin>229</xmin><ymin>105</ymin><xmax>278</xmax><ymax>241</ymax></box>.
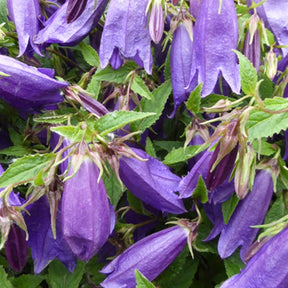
<box><xmin>101</xmin><ymin>223</ymin><xmax>190</xmax><ymax>288</ymax></box>
<box><xmin>66</xmin><ymin>0</ymin><xmax>88</xmax><ymax>23</ymax></box>
<box><xmin>99</xmin><ymin>0</ymin><xmax>153</xmax><ymax>74</ymax></box>
<box><xmin>119</xmin><ymin>148</ymin><xmax>186</xmax><ymax>214</ymax></box>
<box><xmin>148</xmin><ymin>0</ymin><xmax>164</xmax><ymax>44</ymax></box>
<box><xmin>218</xmin><ymin>169</ymin><xmax>274</xmax><ymax>260</ymax></box>
<box><xmin>35</xmin><ymin>0</ymin><xmax>109</xmax><ymax>46</ymax></box>
<box><xmin>220</xmin><ymin>226</ymin><xmax>288</xmax><ymax>288</ymax></box>
<box><xmin>62</xmin><ymin>148</ymin><xmax>114</xmax><ymax>262</ymax></box>
<box><xmin>0</xmin><ymin>55</ymin><xmax>67</xmax><ymax>111</ymax></box>
<box><xmin>189</xmin><ymin>0</ymin><xmax>240</xmax><ymax>96</ymax></box>
<box><xmin>7</xmin><ymin>0</ymin><xmax>43</xmax><ymax>57</ymax></box>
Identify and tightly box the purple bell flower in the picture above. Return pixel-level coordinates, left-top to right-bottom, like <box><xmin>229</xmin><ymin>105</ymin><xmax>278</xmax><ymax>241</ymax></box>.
<box><xmin>7</xmin><ymin>0</ymin><xmax>43</xmax><ymax>57</ymax></box>
<box><xmin>0</xmin><ymin>55</ymin><xmax>67</xmax><ymax>111</ymax></box>
<box><xmin>218</xmin><ymin>169</ymin><xmax>274</xmax><ymax>260</ymax></box>
<box><xmin>100</xmin><ymin>224</ymin><xmax>190</xmax><ymax>288</ymax></box>
<box><xmin>220</xmin><ymin>226</ymin><xmax>288</xmax><ymax>288</ymax></box>
<box><xmin>35</xmin><ymin>0</ymin><xmax>109</xmax><ymax>46</ymax></box>
<box><xmin>62</xmin><ymin>152</ymin><xmax>114</xmax><ymax>262</ymax></box>
<box><xmin>189</xmin><ymin>0</ymin><xmax>240</xmax><ymax>96</ymax></box>
<box><xmin>99</xmin><ymin>0</ymin><xmax>153</xmax><ymax>74</ymax></box>
<box><xmin>66</xmin><ymin>0</ymin><xmax>88</xmax><ymax>23</ymax></box>
<box><xmin>25</xmin><ymin>196</ymin><xmax>77</xmax><ymax>273</ymax></box>
<box><xmin>119</xmin><ymin>148</ymin><xmax>186</xmax><ymax>214</ymax></box>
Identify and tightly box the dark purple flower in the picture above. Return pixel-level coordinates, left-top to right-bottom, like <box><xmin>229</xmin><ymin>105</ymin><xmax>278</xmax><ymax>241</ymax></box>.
<box><xmin>25</xmin><ymin>196</ymin><xmax>77</xmax><ymax>273</ymax></box>
<box><xmin>0</xmin><ymin>55</ymin><xmax>67</xmax><ymax>111</ymax></box>
<box><xmin>7</xmin><ymin>0</ymin><xmax>43</xmax><ymax>57</ymax></box>
<box><xmin>35</xmin><ymin>0</ymin><xmax>109</xmax><ymax>46</ymax></box>
<box><xmin>189</xmin><ymin>0</ymin><xmax>240</xmax><ymax>96</ymax></box>
<box><xmin>100</xmin><ymin>224</ymin><xmax>189</xmax><ymax>288</ymax></box>
<box><xmin>62</xmin><ymin>153</ymin><xmax>113</xmax><ymax>262</ymax></box>
<box><xmin>66</xmin><ymin>0</ymin><xmax>88</xmax><ymax>23</ymax></box>
<box><xmin>99</xmin><ymin>0</ymin><xmax>153</xmax><ymax>74</ymax></box>
<box><xmin>220</xmin><ymin>226</ymin><xmax>288</xmax><ymax>288</ymax></box>
<box><xmin>218</xmin><ymin>169</ymin><xmax>274</xmax><ymax>260</ymax></box>
<box><xmin>119</xmin><ymin>148</ymin><xmax>186</xmax><ymax>214</ymax></box>
<box><xmin>243</xmin><ymin>30</ymin><xmax>261</xmax><ymax>72</ymax></box>
<box><xmin>170</xmin><ymin>21</ymin><xmax>193</xmax><ymax>115</ymax></box>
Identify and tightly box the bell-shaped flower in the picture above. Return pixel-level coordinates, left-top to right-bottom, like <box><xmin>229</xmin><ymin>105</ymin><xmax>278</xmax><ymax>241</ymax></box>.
<box><xmin>0</xmin><ymin>55</ymin><xmax>67</xmax><ymax>111</ymax></box>
<box><xmin>100</xmin><ymin>223</ymin><xmax>190</xmax><ymax>288</ymax></box>
<box><xmin>119</xmin><ymin>148</ymin><xmax>186</xmax><ymax>214</ymax></box>
<box><xmin>218</xmin><ymin>169</ymin><xmax>274</xmax><ymax>260</ymax></box>
<box><xmin>189</xmin><ymin>0</ymin><xmax>240</xmax><ymax>97</ymax></box>
<box><xmin>170</xmin><ymin>20</ymin><xmax>194</xmax><ymax>116</ymax></box>
<box><xmin>220</xmin><ymin>226</ymin><xmax>288</xmax><ymax>288</ymax></box>
<box><xmin>25</xmin><ymin>196</ymin><xmax>77</xmax><ymax>273</ymax></box>
<box><xmin>62</xmin><ymin>148</ymin><xmax>114</xmax><ymax>262</ymax></box>
<box><xmin>7</xmin><ymin>0</ymin><xmax>43</xmax><ymax>57</ymax></box>
<box><xmin>35</xmin><ymin>0</ymin><xmax>109</xmax><ymax>46</ymax></box>
<box><xmin>99</xmin><ymin>0</ymin><xmax>153</xmax><ymax>74</ymax></box>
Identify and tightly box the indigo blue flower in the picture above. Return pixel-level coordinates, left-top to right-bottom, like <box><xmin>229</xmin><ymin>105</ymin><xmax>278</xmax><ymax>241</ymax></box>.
<box><xmin>99</xmin><ymin>0</ymin><xmax>153</xmax><ymax>74</ymax></box>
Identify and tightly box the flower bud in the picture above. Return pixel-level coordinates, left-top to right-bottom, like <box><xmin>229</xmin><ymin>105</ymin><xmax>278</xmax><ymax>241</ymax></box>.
<box><xmin>148</xmin><ymin>0</ymin><xmax>164</xmax><ymax>44</ymax></box>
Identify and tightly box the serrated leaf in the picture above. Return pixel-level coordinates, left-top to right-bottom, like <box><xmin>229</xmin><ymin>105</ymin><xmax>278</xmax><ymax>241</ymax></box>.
<box><xmin>145</xmin><ymin>137</ymin><xmax>157</xmax><ymax>158</ymax></box>
<box><xmin>247</xmin><ymin>97</ymin><xmax>288</xmax><ymax>141</ymax></box>
<box><xmin>0</xmin><ymin>266</ymin><xmax>13</xmax><ymax>288</ymax></box>
<box><xmin>48</xmin><ymin>260</ymin><xmax>85</xmax><ymax>288</ymax></box>
<box><xmin>130</xmin><ymin>80</ymin><xmax>172</xmax><ymax>132</ymax></box>
<box><xmin>50</xmin><ymin>126</ymin><xmax>77</xmax><ymax>140</ymax></box>
<box><xmin>131</xmin><ymin>75</ymin><xmax>152</xmax><ymax>99</ymax></box>
<box><xmin>186</xmin><ymin>83</ymin><xmax>203</xmax><ymax>114</ymax></box>
<box><xmin>93</xmin><ymin>62</ymin><xmax>138</xmax><ymax>83</ymax></box>
<box><xmin>86</xmin><ymin>73</ymin><xmax>101</xmax><ymax>99</ymax></box>
<box><xmin>163</xmin><ymin>144</ymin><xmax>207</xmax><ymax>165</ymax></box>
<box><xmin>78</xmin><ymin>42</ymin><xmax>100</xmax><ymax>67</ymax></box>
<box><xmin>11</xmin><ymin>275</ymin><xmax>46</xmax><ymax>288</ymax></box>
<box><xmin>0</xmin><ymin>153</ymin><xmax>55</xmax><ymax>188</ymax></box>
<box><xmin>95</xmin><ymin>111</ymin><xmax>155</xmax><ymax>136</ymax></box>
<box><xmin>234</xmin><ymin>50</ymin><xmax>257</xmax><ymax>95</ymax></box>
<box><xmin>135</xmin><ymin>270</ymin><xmax>156</xmax><ymax>288</ymax></box>
<box><xmin>0</xmin><ymin>146</ymin><xmax>29</xmax><ymax>157</ymax></box>
<box><xmin>222</xmin><ymin>193</ymin><xmax>239</xmax><ymax>225</ymax></box>
<box><xmin>33</xmin><ymin>115</ymin><xmax>70</xmax><ymax>124</ymax></box>
<box><xmin>224</xmin><ymin>252</ymin><xmax>245</xmax><ymax>278</ymax></box>
<box><xmin>192</xmin><ymin>175</ymin><xmax>208</xmax><ymax>203</ymax></box>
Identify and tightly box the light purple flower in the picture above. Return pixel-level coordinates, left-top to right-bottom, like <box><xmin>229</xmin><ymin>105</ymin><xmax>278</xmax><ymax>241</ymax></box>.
<box><xmin>100</xmin><ymin>224</ymin><xmax>189</xmax><ymax>288</ymax></box>
<box><xmin>35</xmin><ymin>0</ymin><xmax>109</xmax><ymax>46</ymax></box>
<box><xmin>7</xmin><ymin>0</ymin><xmax>43</xmax><ymax>57</ymax></box>
<box><xmin>218</xmin><ymin>169</ymin><xmax>274</xmax><ymax>260</ymax></box>
<box><xmin>189</xmin><ymin>0</ymin><xmax>240</xmax><ymax>96</ymax></box>
<box><xmin>99</xmin><ymin>0</ymin><xmax>153</xmax><ymax>74</ymax></box>
<box><xmin>62</xmin><ymin>154</ymin><xmax>114</xmax><ymax>262</ymax></box>
<box><xmin>149</xmin><ymin>0</ymin><xmax>164</xmax><ymax>44</ymax></box>
<box><xmin>0</xmin><ymin>55</ymin><xmax>67</xmax><ymax>111</ymax></box>
<box><xmin>119</xmin><ymin>148</ymin><xmax>186</xmax><ymax>214</ymax></box>
<box><xmin>66</xmin><ymin>0</ymin><xmax>88</xmax><ymax>23</ymax></box>
<box><xmin>220</xmin><ymin>226</ymin><xmax>288</xmax><ymax>288</ymax></box>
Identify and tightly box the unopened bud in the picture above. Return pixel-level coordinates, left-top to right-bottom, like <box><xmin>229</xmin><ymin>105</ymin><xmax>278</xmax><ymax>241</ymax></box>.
<box><xmin>264</xmin><ymin>49</ymin><xmax>278</xmax><ymax>80</ymax></box>
<box><xmin>149</xmin><ymin>0</ymin><xmax>164</xmax><ymax>44</ymax></box>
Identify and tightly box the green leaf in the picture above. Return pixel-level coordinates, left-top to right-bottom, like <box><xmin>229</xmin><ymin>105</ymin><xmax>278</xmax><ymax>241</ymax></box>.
<box><xmin>163</xmin><ymin>145</ymin><xmax>207</xmax><ymax>165</ymax></box>
<box><xmin>145</xmin><ymin>137</ymin><xmax>157</xmax><ymax>158</ymax></box>
<box><xmin>153</xmin><ymin>141</ymin><xmax>183</xmax><ymax>152</ymax></box>
<box><xmin>264</xmin><ymin>193</ymin><xmax>287</xmax><ymax>224</ymax></box>
<box><xmin>50</xmin><ymin>126</ymin><xmax>77</xmax><ymax>140</ymax></box>
<box><xmin>0</xmin><ymin>0</ymin><xmax>8</xmax><ymax>29</ymax></box>
<box><xmin>130</xmin><ymin>80</ymin><xmax>172</xmax><ymax>132</ymax></box>
<box><xmin>258</xmin><ymin>73</ymin><xmax>274</xmax><ymax>100</ymax></box>
<box><xmin>0</xmin><ymin>266</ymin><xmax>13</xmax><ymax>288</ymax></box>
<box><xmin>131</xmin><ymin>75</ymin><xmax>152</xmax><ymax>99</ymax></box>
<box><xmin>33</xmin><ymin>114</ymin><xmax>70</xmax><ymax>124</ymax></box>
<box><xmin>78</xmin><ymin>42</ymin><xmax>100</xmax><ymax>67</ymax></box>
<box><xmin>12</xmin><ymin>275</ymin><xmax>46</xmax><ymax>288</ymax></box>
<box><xmin>164</xmin><ymin>46</ymin><xmax>171</xmax><ymax>80</ymax></box>
<box><xmin>224</xmin><ymin>252</ymin><xmax>245</xmax><ymax>278</ymax></box>
<box><xmin>251</xmin><ymin>140</ymin><xmax>277</xmax><ymax>156</ymax></box>
<box><xmin>0</xmin><ymin>153</ymin><xmax>55</xmax><ymax>188</ymax></box>
<box><xmin>192</xmin><ymin>175</ymin><xmax>208</xmax><ymax>203</ymax></box>
<box><xmin>86</xmin><ymin>73</ymin><xmax>101</xmax><ymax>100</ymax></box>
<box><xmin>186</xmin><ymin>83</ymin><xmax>203</xmax><ymax>114</ymax></box>
<box><xmin>48</xmin><ymin>260</ymin><xmax>85</xmax><ymax>288</ymax></box>
<box><xmin>246</xmin><ymin>97</ymin><xmax>288</xmax><ymax>141</ymax></box>
<box><xmin>222</xmin><ymin>193</ymin><xmax>239</xmax><ymax>225</ymax></box>
<box><xmin>200</xmin><ymin>94</ymin><xmax>228</xmax><ymax>108</ymax></box>
<box><xmin>234</xmin><ymin>50</ymin><xmax>257</xmax><ymax>95</ymax></box>
<box><xmin>0</xmin><ymin>146</ymin><xmax>29</xmax><ymax>157</ymax></box>
<box><xmin>95</xmin><ymin>111</ymin><xmax>156</xmax><ymax>136</ymax></box>
<box><xmin>135</xmin><ymin>270</ymin><xmax>156</xmax><ymax>288</ymax></box>
<box><xmin>93</xmin><ymin>62</ymin><xmax>138</xmax><ymax>83</ymax></box>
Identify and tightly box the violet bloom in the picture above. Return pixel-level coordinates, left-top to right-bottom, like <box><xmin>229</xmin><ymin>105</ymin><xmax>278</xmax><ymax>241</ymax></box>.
<box><xmin>218</xmin><ymin>169</ymin><xmax>274</xmax><ymax>260</ymax></box>
<box><xmin>35</xmin><ymin>0</ymin><xmax>109</xmax><ymax>46</ymax></box>
<box><xmin>7</xmin><ymin>0</ymin><xmax>43</xmax><ymax>57</ymax></box>
<box><xmin>101</xmin><ymin>224</ymin><xmax>189</xmax><ymax>288</ymax></box>
<box><xmin>0</xmin><ymin>55</ymin><xmax>67</xmax><ymax>111</ymax></box>
<box><xmin>149</xmin><ymin>0</ymin><xmax>164</xmax><ymax>44</ymax></box>
<box><xmin>99</xmin><ymin>0</ymin><xmax>153</xmax><ymax>74</ymax></box>
<box><xmin>62</xmin><ymin>154</ymin><xmax>114</xmax><ymax>262</ymax></box>
<box><xmin>66</xmin><ymin>0</ymin><xmax>88</xmax><ymax>23</ymax></box>
<box><xmin>25</xmin><ymin>196</ymin><xmax>77</xmax><ymax>274</ymax></box>
<box><xmin>189</xmin><ymin>0</ymin><xmax>240</xmax><ymax>97</ymax></box>
<box><xmin>119</xmin><ymin>148</ymin><xmax>186</xmax><ymax>214</ymax></box>
<box><xmin>170</xmin><ymin>21</ymin><xmax>193</xmax><ymax>116</ymax></box>
<box><xmin>220</xmin><ymin>226</ymin><xmax>288</xmax><ymax>288</ymax></box>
